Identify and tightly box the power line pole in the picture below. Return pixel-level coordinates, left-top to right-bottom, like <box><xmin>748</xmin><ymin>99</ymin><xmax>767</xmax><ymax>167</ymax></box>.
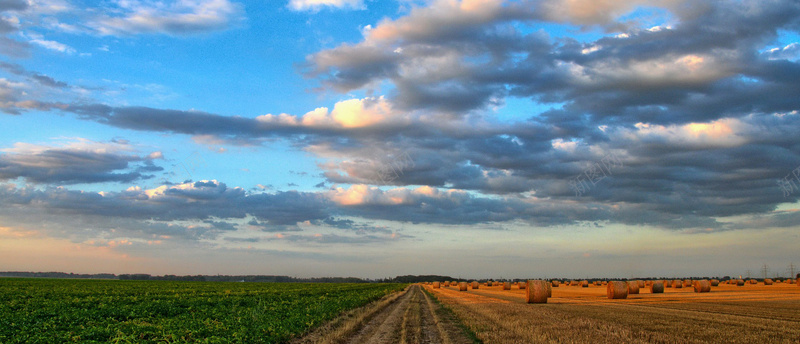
<box><xmin>789</xmin><ymin>263</ymin><xmax>796</xmax><ymax>279</ymax></box>
<box><xmin>761</xmin><ymin>264</ymin><xmax>769</xmax><ymax>280</ymax></box>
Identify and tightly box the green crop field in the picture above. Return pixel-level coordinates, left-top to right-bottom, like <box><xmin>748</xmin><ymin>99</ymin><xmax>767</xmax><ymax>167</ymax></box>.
<box><xmin>0</xmin><ymin>278</ymin><xmax>406</xmax><ymax>343</ymax></box>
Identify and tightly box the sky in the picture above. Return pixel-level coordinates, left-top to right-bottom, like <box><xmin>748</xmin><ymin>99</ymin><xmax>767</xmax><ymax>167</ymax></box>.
<box><xmin>1</xmin><ymin>0</ymin><xmax>799</xmax><ymax>280</ymax></box>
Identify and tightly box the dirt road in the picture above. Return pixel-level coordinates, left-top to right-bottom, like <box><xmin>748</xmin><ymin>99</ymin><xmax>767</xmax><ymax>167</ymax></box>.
<box><xmin>294</xmin><ymin>284</ymin><xmax>475</xmax><ymax>344</ymax></box>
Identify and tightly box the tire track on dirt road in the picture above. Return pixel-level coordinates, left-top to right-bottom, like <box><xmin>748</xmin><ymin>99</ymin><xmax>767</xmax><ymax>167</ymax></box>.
<box><xmin>294</xmin><ymin>285</ymin><xmax>474</xmax><ymax>344</ymax></box>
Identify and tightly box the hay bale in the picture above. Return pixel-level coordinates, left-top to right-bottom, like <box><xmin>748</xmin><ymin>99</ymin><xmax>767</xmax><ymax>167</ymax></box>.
<box><xmin>694</xmin><ymin>280</ymin><xmax>711</xmax><ymax>293</ymax></box>
<box><xmin>503</xmin><ymin>281</ymin><xmax>511</xmax><ymax>290</ymax></box>
<box><xmin>519</xmin><ymin>282</ymin><xmax>526</xmax><ymax>289</ymax></box>
<box><xmin>710</xmin><ymin>279</ymin><xmax>719</xmax><ymax>287</ymax></box>
<box><xmin>581</xmin><ymin>280</ymin><xmax>589</xmax><ymax>288</ymax></box>
<box><xmin>683</xmin><ymin>279</ymin><xmax>692</xmax><ymax>288</ymax></box>
<box><xmin>487</xmin><ymin>281</ymin><xmax>493</xmax><ymax>287</ymax></box>
<box><xmin>525</xmin><ymin>280</ymin><xmax>550</xmax><ymax>303</ymax></box>
<box><xmin>471</xmin><ymin>281</ymin><xmax>479</xmax><ymax>289</ymax></box>
<box><xmin>569</xmin><ymin>280</ymin><xmax>577</xmax><ymax>286</ymax></box>
<box><xmin>637</xmin><ymin>280</ymin><xmax>645</xmax><ymax>288</ymax></box>
<box><xmin>764</xmin><ymin>279</ymin><xmax>773</xmax><ymax>285</ymax></box>
<box><xmin>607</xmin><ymin>281</ymin><xmax>628</xmax><ymax>299</ymax></box>
<box><xmin>650</xmin><ymin>281</ymin><xmax>664</xmax><ymax>293</ymax></box>
<box><xmin>551</xmin><ymin>280</ymin><xmax>560</xmax><ymax>287</ymax></box>
<box><xmin>736</xmin><ymin>279</ymin><xmax>745</xmax><ymax>286</ymax></box>
<box><xmin>627</xmin><ymin>281</ymin><xmax>640</xmax><ymax>294</ymax></box>
<box><xmin>672</xmin><ymin>280</ymin><xmax>682</xmax><ymax>288</ymax></box>
<box><xmin>787</xmin><ymin>279</ymin><xmax>794</xmax><ymax>284</ymax></box>
<box><xmin>459</xmin><ymin>282</ymin><xmax>468</xmax><ymax>291</ymax></box>
<box><xmin>433</xmin><ymin>281</ymin><xmax>440</xmax><ymax>288</ymax></box>
<box><xmin>749</xmin><ymin>279</ymin><xmax>757</xmax><ymax>284</ymax></box>
<box><xmin>451</xmin><ymin>281</ymin><xmax>458</xmax><ymax>287</ymax></box>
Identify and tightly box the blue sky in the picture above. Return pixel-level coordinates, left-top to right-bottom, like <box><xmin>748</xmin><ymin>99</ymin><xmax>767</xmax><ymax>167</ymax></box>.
<box><xmin>1</xmin><ymin>0</ymin><xmax>800</xmax><ymax>279</ymax></box>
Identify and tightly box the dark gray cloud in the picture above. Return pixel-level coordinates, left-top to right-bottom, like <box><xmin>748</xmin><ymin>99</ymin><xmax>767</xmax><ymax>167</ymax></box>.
<box><xmin>3</xmin><ymin>0</ymin><xmax>800</xmax><ymax>232</ymax></box>
<box><xmin>0</xmin><ymin>0</ymin><xmax>27</xmax><ymax>12</ymax></box>
<box><xmin>0</xmin><ymin>143</ymin><xmax>163</xmax><ymax>184</ymax></box>
<box><xmin>0</xmin><ymin>180</ymin><xmax>331</xmax><ymax>241</ymax></box>
<box><xmin>306</xmin><ymin>0</ymin><xmax>800</xmax><ymax>123</ymax></box>
<box><xmin>0</xmin><ymin>0</ymin><xmax>27</xmax><ymax>56</ymax></box>
<box><xmin>0</xmin><ymin>36</ymin><xmax>28</xmax><ymax>57</ymax></box>
<box><xmin>0</xmin><ymin>62</ymin><xmax>70</xmax><ymax>88</ymax></box>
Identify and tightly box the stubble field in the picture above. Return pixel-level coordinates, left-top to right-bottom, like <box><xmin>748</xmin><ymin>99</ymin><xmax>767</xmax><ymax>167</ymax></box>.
<box><xmin>425</xmin><ymin>281</ymin><xmax>800</xmax><ymax>343</ymax></box>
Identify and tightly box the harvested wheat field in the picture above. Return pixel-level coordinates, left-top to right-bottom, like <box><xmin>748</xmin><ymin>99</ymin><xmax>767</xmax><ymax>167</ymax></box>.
<box><xmin>424</xmin><ymin>281</ymin><xmax>800</xmax><ymax>343</ymax></box>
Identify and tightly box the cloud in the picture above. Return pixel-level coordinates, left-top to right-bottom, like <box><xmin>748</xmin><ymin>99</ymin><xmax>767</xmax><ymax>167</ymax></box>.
<box><xmin>535</xmin><ymin>0</ymin><xmax>685</xmax><ymax>26</ymax></box>
<box><xmin>0</xmin><ymin>138</ymin><xmax>163</xmax><ymax>184</ymax></box>
<box><xmin>303</xmin><ymin>0</ymin><xmax>800</xmax><ymax>119</ymax></box>
<box><xmin>0</xmin><ymin>0</ymin><xmax>28</xmax><ymax>12</ymax></box>
<box><xmin>3</xmin><ymin>0</ymin><xmax>800</xmax><ymax>233</ymax></box>
<box><xmin>0</xmin><ymin>62</ymin><xmax>69</xmax><ymax>88</ymax></box>
<box><xmin>0</xmin><ymin>179</ymin><xmax>332</xmax><ymax>243</ymax></box>
<box><xmin>256</xmin><ymin>96</ymin><xmax>402</xmax><ymax>129</ymax></box>
<box><xmin>287</xmin><ymin>0</ymin><xmax>364</xmax><ymax>11</ymax></box>
<box><xmin>763</xmin><ymin>42</ymin><xmax>800</xmax><ymax>61</ymax></box>
<box><xmin>89</xmin><ymin>0</ymin><xmax>244</xmax><ymax>36</ymax></box>
<box><xmin>26</xmin><ymin>34</ymin><xmax>76</xmax><ymax>54</ymax></box>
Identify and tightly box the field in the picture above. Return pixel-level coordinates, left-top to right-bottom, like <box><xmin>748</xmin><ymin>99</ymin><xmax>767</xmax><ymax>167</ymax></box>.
<box><xmin>425</xmin><ymin>281</ymin><xmax>800</xmax><ymax>343</ymax></box>
<box><xmin>4</xmin><ymin>278</ymin><xmax>799</xmax><ymax>343</ymax></box>
<box><xmin>0</xmin><ymin>278</ymin><xmax>405</xmax><ymax>343</ymax></box>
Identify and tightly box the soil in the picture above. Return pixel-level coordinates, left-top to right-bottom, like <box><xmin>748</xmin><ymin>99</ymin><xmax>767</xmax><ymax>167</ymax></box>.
<box><xmin>294</xmin><ymin>284</ymin><xmax>475</xmax><ymax>344</ymax></box>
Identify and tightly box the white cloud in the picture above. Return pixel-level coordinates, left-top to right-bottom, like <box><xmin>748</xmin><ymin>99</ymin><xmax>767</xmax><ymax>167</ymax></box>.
<box><xmin>90</xmin><ymin>0</ymin><xmax>243</xmax><ymax>36</ymax></box>
<box><xmin>288</xmin><ymin>0</ymin><xmax>364</xmax><ymax>11</ymax></box>
<box><xmin>256</xmin><ymin>96</ymin><xmax>404</xmax><ymax>129</ymax></box>
<box><xmin>29</xmin><ymin>37</ymin><xmax>75</xmax><ymax>54</ymax></box>
<box><xmin>24</xmin><ymin>32</ymin><xmax>75</xmax><ymax>54</ymax></box>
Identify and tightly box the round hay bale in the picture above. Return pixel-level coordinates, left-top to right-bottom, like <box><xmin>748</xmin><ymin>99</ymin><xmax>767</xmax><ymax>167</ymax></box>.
<box><xmin>693</xmin><ymin>279</ymin><xmax>711</xmax><ymax>293</ymax></box>
<box><xmin>637</xmin><ymin>280</ymin><xmax>645</xmax><ymax>288</ymax></box>
<box><xmin>433</xmin><ymin>281</ymin><xmax>440</xmax><ymax>288</ymax></box>
<box><xmin>787</xmin><ymin>279</ymin><xmax>794</xmax><ymax>284</ymax></box>
<box><xmin>736</xmin><ymin>279</ymin><xmax>744</xmax><ymax>286</ymax></box>
<box><xmin>551</xmin><ymin>280</ymin><xmax>560</xmax><ymax>287</ymax></box>
<box><xmin>487</xmin><ymin>281</ymin><xmax>493</xmax><ymax>287</ymax></box>
<box><xmin>797</xmin><ymin>279</ymin><xmax>800</xmax><ymax>287</ymax></box>
<box><xmin>607</xmin><ymin>281</ymin><xmax>628</xmax><ymax>299</ymax></box>
<box><xmin>748</xmin><ymin>279</ymin><xmax>757</xmax><ymax>284</ymax></box>
<box><xmin>645</xmin><ymin>280</ymin><xmax>652</xmax><ymax>287</ymax></box>
<box><xmin>503</xmin><ymin>281</ymin><xmax>511</xmax><ymax>290</ymax></box>
<box><xmin>525</xmin><ymin>280</ymin><xmax>550</xmax><ymax>303</ymax></box>
<box><xmin>581</xmin><ymin>280</ymin><xmax>589</xmax><ymax>288</ymax></box>
<box><xmin>471</xmin><ymin>281</ymin><xmax>479</xmax><ymax>289</ymax></box>
<box><xmin>451</xmin><ymin>281</ymin><xmax>458</xmax><ymax>287</ymax></box>
<box><xmin>775</xmin><ymin>279</ymin><xmax>782</xmax><ymax>283</ymax></box>
<box><xmin>569</xmin><ymin>280</ymin><xmax>577</xmax><ymax>286</ymax></box>
<box><xmin>627</xmin><ymin>281</ymin><xmax>640</xmax><ymax>294</ymax></box>
<box><xmin>444</xmin><ymin>281</ymin><xmax>449</xmax><ymax>286</ymax></box>
<box><xmin>459</xmin><ymin>282</ymin><xmax>468</xmax><ymax>291</ymax></box>
<box><xmin>650</xmin><ymin>281</ymin><xmax>664</xmax><ymax>293</ymax></box>
<box><xmin>672</xmin><ymin>280</ymin><xmax>682</xmax><ymax>288</ymax></box>
<box><xmin>683</xmin><ymin>279</ymin><xmax>692</xmax><ymax>288</ymax></box>
<box><xmin>764</xmin><ymin>279</ymin><xmax>773</xmax><ymax>285</ymax></box>
<box><xmin>519</xmin><ymin>282</ymin><xmax>526</xmax><ymax>289</ymax></box>
<box><xmin>710</xmin><ymin>279</ymin><xmax>719</xmax><ymax>287</ymax></box>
